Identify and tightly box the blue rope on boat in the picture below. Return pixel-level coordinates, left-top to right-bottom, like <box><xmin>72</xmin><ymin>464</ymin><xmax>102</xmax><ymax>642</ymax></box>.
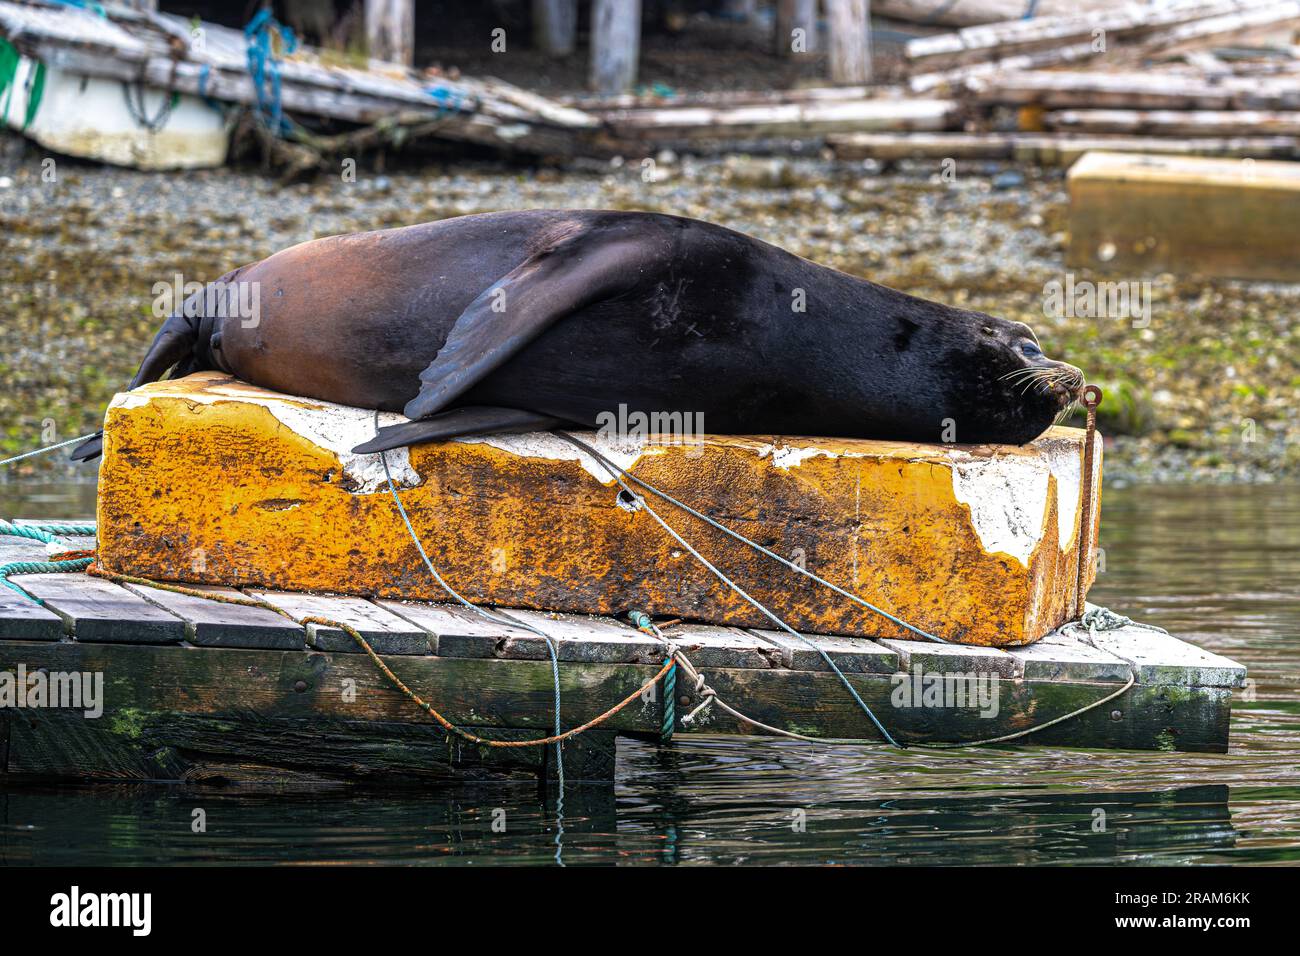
<box><xmin>425</xmin><ymin>84</ymin><xmax>470</xmax><ymax>116</ymax></box>
<box><xmin>196</xmin><ymin>64</ymin><xmax>225</xmax><ymax>113</ymax></box>
<box><xmin>49</xmin><ymin>0</ymin><xmax>107</xmax><ymax>18</ymax></box>
<box><xmin>245</xmin><ymin>8</ymin><xmax>298</xmax><ymax>136</ymax></box>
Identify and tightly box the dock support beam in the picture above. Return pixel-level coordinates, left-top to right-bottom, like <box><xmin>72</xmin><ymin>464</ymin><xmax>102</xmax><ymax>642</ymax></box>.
<box><xmin>827</xmin><ymin>0</ymin><xmax>872</xmax><ymax>84</ymax></box>
<box><xmin>776</xmin><ymin>0</ymin><xmax>819</xmax><ymax>55</ymax></box>
<box><xmin>533</xmin><ymin>0</ymin><xmax>578</xmax><ymax>56</ymax></box>
<box><xmin>365</xmin><ymin>0</ymin><xmax>414</xmax><ymax>67</ymax></box>
<box><xmin>590</xmin><ymin>0</ymin><xmax>641</xmax><ymax>94</ymax></box>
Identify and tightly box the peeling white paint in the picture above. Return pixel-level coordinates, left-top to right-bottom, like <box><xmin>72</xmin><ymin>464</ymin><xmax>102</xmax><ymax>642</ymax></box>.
<box><xmin>456</xmin><ymin>431</ymin><xmax>654</xmax><ymax>484</ymax></box>
<box><xmin>111</xmin><ymin>381</ymin><xmax>421</xmax><ymax>494</ymax></box>
<box><xmin>948</xmin><ymin>453</ymin><xmax>1051</xmax><ymax>567</ymax></box>
<box><xmin>756</xmin><ymin>442</ymin><xmax>834</xmax><ymax>470</ymax></box>
<box><xmin>946</xmin><ymin>436</ymin><xmax>1089</xmax><ymax>566</ymax></box>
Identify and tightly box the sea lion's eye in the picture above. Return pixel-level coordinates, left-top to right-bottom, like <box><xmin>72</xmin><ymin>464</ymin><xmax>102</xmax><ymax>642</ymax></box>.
<box><xmin>1020</xmin><ymin>341</ymin><xmax>1043</xmax><ymax>358</ymax></box>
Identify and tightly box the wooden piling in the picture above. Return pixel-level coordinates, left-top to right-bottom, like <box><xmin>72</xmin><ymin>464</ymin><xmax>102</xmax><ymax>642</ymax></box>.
<box><xmin>827</xmin><ymin>0</ymin><xmax>872</xmax><ymax>85</ymax></box>
<box><xmin>533</xmin><ymin>0</ymin><xmax>577</xmax><ymax>57</ymax></box>
<box><xmin>590</xmin><ymin>0</ymin><xmax>641</xmax><ymax>94</ymax></box>
<box><xmin>364</xmin><ymin>0</ymin><xmax>414</xmax><ymax>67</ymax></box>
<box><xmin>776</xmin><ymin>0</ymin><xmax>819</xmax><ymax>55</ymax></box>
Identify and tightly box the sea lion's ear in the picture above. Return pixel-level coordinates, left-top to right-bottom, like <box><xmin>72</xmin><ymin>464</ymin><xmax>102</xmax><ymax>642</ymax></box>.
<box><xmin>403</xmin><ymin>230</ymin><xmax>650</xmax><ymax>422</ymax></box>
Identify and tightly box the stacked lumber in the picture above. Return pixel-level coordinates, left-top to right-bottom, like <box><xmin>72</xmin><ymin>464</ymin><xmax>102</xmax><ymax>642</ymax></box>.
<box><xmin>829</xmin><ymin>0</ymin><xmax>1300</xmax><ymax>164</ymax></box>
<box><xmin>876</xmin><ymin>0</ymin><xmax>1119</xmax><ymax>28</ymax></box>
<box><xmin>906</xmin><ymin>0</ymin><xmax>1299</xmax><ymax>81</ymax></box>
<box><xmin>829</xmin><ymin>130</ymin><xmax>1298</xmax><ymax>164</ymax></box>
<box><xmin>587</xmin><ymin>93</ymin><xmax>959</xmax><ymax>153</ymax></box>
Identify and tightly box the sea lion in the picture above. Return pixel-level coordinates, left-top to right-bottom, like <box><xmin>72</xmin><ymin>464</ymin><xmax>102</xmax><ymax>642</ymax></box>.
<box><xmin>71</xmin><ymin>209</ymin><xmax>1083</xmax><ymax>461</ymax></box>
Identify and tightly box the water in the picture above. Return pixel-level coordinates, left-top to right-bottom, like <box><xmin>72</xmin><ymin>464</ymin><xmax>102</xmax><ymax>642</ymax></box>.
<box><xmin>1</xmin><ymin>482</ymin><xmax>1297</xmax><ymax>866</ymax></box>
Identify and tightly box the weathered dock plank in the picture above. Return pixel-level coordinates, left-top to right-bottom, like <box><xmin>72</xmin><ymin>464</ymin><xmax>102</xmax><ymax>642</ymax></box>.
<box><xmin>9</xmin><ymin>573</ymin><xmax>185</xmax><ymax>644</ymax></box>
<box><xmin>746</xmin><ymin>629</ymin><xmax>899</xmax><ymax>674</ymax></box>
<box><xmin>1006</xmin><ymin>630</ymin><xmax>1132</xmax><ymax>682</ymax></box>
<box><xmin>663</xmin><ymin>624</ymin><xmax>782</xmax><ymax>670</ymax></box>
<box><xmin>122</xmin><ymin>582</ymin><xmax>305</xmax><ymax>649</ymax></box>
<box><xmin>493</xmin><ymin>610</ymin><xmax>664</xmax><ymax>664</ymax></box>
<box><xmin>1080</xmin><ymin>622</ymin><xmax>1247</xmax><ymax>687</ymax></box>
<box><xmin>0</xmin><ymin>635</ymin><xmax>1236</xmax><ymax>762</ymax></box>
<box><xmin>0</xmin><ymin>523</ymin><xmax>86</xmax><ymax>640</ymax></box>
<box><xmin>0</xmin><ymin>591</ymin><xmax>65</xmax><ymax>642</ymax></box>
<box><xmin>379</xmin><ymin>600</ymin><xmax>532</xmax><ymax>658</ymax></box>
<box><xmin>0</xmin><ymin>564</ymin><xmax>1249</xmax><ymax>786</ymax></box>
<box><xmin>880</xmin><ymin>638</ymin><xmax>1022</xmax><ymax>680</ymax></box>
<box><xmin>249</xmin><ymin>591</ymin><xmax>432</xmax><ymax>655</ymax></box>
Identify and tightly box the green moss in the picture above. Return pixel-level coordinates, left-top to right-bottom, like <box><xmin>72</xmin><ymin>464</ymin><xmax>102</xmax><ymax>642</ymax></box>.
<box><xmin>109</xmin><ymin>707</ymin><xmax>148</xmax><ymax>740</ymax></box>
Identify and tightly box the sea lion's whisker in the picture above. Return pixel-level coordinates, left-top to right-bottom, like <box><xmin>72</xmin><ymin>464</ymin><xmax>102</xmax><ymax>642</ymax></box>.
<box><xmin>1053</xmin><ymin>399</ymin><xmax>1080</xmax><ymax>427</ymax></box>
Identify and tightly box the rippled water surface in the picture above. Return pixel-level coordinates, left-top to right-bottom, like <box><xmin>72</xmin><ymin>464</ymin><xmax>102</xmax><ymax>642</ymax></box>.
<box><xmin>1</xmin><ymin>482</ymin><xmax>1296</xmax><ymax>866</ymax></box>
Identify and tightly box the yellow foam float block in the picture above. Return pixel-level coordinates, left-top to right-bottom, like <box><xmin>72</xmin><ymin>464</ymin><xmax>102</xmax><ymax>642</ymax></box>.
<box><xmin>95</xmin><ymin>373</ymin><xmax>1101</xmax><ymax>647</ymax></box>
<box><xmin>1068</xmin><ymin>150</ymin><xmax>1300</xmax><ymax>281</ymax></box>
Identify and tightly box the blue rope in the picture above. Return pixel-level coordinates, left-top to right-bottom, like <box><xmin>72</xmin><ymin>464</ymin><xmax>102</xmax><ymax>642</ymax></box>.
<box><xmin>196</xmin><ymin>64</ymin><xmax>224</xmax><ymax>114</ymax></box>
<box><xmin>0</xmin><ymin>520</ymin><xmax>96</xmax><ymax>544</ymax></box>
<box><xmin>630</xmin><ymin>609</ymin><xmax>677</xmax><ymax>741</ymax></box>
<box><xmin>245</xmin><ymin>8</ymin><xmax>298</xmax><ymax>136</ymax></box>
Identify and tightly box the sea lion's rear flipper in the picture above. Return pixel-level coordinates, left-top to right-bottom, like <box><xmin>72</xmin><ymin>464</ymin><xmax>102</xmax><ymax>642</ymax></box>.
<box><xmin>403</xmin><ymin>226</ymin><xmax>651</xmax><ymax>422</ymax></box>
<box><xmin>352</xmin><ymin>406</ymin><xmax>567</xmax><ymax>455</ymax></box>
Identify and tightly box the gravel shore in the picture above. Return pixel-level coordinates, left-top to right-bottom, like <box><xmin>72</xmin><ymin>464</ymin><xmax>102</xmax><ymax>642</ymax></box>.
<box><xmin>2</xmin><ymin>132</ymin><xmax>1297</xmax><ymax>486</ymax></box>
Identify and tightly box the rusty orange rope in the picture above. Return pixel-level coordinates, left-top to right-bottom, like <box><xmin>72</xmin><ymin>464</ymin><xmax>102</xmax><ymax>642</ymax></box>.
<box><xmin>88</xmin><ymin>565</ymin><xmax>673</xmax><ymax>749</ymax></box>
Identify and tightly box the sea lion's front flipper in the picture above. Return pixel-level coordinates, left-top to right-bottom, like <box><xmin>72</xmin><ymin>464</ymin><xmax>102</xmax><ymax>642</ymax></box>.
<box><xmin>67</xmin><ymin>311</ymin><xmax>204</xmax><ymax>463</ymax></box>
<box><xmin>69</xmin><ymin>432</ymin><xmax>104</xmax><ymax>462</ymax></box>
<box><xmin>403</xmin><ymin>227</ymin><xmax>652</xmax><ymax>421</ymax></box>
<box><xmin>351</xmin><ymin>406</ymin><xmax>567</xmax><ymax>454</ymax></box>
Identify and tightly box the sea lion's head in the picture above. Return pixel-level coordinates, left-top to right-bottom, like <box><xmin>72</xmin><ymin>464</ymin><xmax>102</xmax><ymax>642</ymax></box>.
<box><xmin>941</xmin><ymin>311</ymin><xmax>1085</xmax><ymax>445</ymax></box>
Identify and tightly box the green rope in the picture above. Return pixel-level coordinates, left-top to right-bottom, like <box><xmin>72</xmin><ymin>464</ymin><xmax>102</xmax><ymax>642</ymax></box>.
<box><xmin>661</xmin><ymin>658</ymin><xmax>677</xmax><ymax>742</ymax></box>
<box><xmin>629</xmin><ymin>610</ymin><xmax>677</xmax><ymax>742</ymax></box>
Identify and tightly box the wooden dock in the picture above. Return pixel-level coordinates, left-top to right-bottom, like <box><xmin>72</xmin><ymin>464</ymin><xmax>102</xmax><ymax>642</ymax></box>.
<box><xmin>0</xmin><ymin>521</ymin><xmax>1247</xmax><ymax>787</ymax></box>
